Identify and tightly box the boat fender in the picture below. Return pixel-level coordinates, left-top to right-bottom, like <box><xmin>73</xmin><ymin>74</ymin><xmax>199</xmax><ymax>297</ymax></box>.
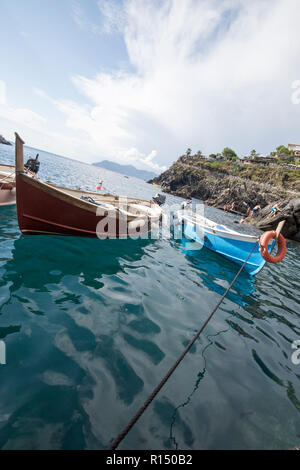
<box><xmin>259</xmin><ymin>230</ymin><xmax>286</xmax><ymax>263</ymax></box>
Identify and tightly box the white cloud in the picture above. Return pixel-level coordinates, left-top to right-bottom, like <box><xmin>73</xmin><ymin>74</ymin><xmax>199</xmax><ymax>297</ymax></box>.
<box><xmin>97</xmin><ymin>0</ymin><xmax>126</xmax><ymax>34</ymax></box>
<box><xmin>71</xmin><ymin>1</ymin><xmax>86</xmax><ymax>30</ymax></box>
<box><xmin>3</xmin><ymin>0</ymin><xmax>300</xmax><ymax>172</ymax></box>
<box><xmin>51</xmin><ymin>0</ymin><xmax>300</xmax><ymax>169</ymax></box>
<box><xmin>0</xmin><ymin>81</ymin><xmax>47</xmax><ymax>132</ymax></box>
<box><xmin>0</xmin><ymin>83</ymin><xmax>93</xmax><ymax>159</ymax></box>
<box><xmin>140</xmin><ymin>150</ymin><xmax>167</xmax><ymax>172</ymax></box>
<box><xmin>35</xmin><ymin>79</ymin><xmax>167</xmax><ymax>172</ymax></box>
<box><xmin>71</xmin><ymin>0</ymin><xmax>102</xmax><ymax>34</ymax></box>
<box><xmin>118</xmin><ymin>147</ymin><xmax>167</xmax><ymax>172</ymax></box>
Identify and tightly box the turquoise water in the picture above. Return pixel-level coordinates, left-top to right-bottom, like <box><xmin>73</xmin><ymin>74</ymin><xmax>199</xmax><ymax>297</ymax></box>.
<box><xmin>0</xmin><ymin>142</ymin><xmax>300</xmax><ymax>450</ymax></box>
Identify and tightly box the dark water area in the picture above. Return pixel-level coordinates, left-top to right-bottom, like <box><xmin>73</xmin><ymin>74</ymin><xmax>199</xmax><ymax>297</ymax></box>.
<box><xmin>0</xmin><ymin>142</ymin><xmax>299</xmax><ymax>450</ymax></box>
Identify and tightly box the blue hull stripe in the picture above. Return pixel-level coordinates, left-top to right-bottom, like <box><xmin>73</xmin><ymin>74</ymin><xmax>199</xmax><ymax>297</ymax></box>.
<box><xmin>183</xmin><ymin>221</ymin><xmax>275</xmax><ymax>276</ymax></box>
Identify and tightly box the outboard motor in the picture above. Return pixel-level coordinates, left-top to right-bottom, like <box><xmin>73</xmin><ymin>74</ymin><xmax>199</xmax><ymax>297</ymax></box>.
<box><xmin>25</xmin><ymin>154</ymin><xmax>40</xmax><ymax>175</ymax></box>
<box><xmin>153</xmin><ymin>193</ymin><xmax>166</xmax><ymax>206</ymax></box>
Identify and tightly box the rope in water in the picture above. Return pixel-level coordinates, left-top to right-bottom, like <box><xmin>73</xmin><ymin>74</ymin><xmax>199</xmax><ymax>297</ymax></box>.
<box><xmin>108</xmin><ymin>240</ymin><xmax>259</xmax><ymax>450</ymax></box>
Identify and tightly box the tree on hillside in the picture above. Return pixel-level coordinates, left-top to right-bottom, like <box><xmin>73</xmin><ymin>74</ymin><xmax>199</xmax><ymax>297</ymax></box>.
<box><xmin>209</xmin><ymin>154</ymin><xmax>217</xmax><ymax>159</ymax></box>
<box><xmin>250</xmin><ymin>149</ymin><xmax>257</xmax><ymax>158</ymax></box>
<box><xmin>222</xmin><ymin>147</ymin><xmax>238</xmax><ymax>161</ymax></box>
<box><xmin>186</xmin><ymin>148</ymin><xmax>192</xmax><ymax>157</ymax></box>
<box><xmin>196</xmin><ymin>150</ymin><xmax>203</xmax><ymax>158</ymax></box>
<box><xmin>276</xmin><ymin>145</ymin><xmax>291</xmax><ymax>156</ymax></box>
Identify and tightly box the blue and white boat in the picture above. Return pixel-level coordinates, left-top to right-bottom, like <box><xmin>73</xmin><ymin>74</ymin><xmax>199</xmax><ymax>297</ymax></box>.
<box><xmin>177</xmin><ymin>210</ymin><xmax>275</xmax><ymax>276</ymax></box>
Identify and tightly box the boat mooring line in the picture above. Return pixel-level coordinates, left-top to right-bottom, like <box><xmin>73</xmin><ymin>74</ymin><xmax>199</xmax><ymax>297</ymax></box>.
<box><xmin>0</xmin><ymin>170</ymin><xmax>15</xmax><ymax>190</ymax></box>
<box><xmin>108</xmin><ymin>240</ymin><xmax>259</xmax><ymax>450</ymax></box>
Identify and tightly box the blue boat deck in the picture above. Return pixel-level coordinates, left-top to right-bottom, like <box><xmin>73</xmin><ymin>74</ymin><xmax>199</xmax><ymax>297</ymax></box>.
<box><xmin>182</xmin><ymin>216</ymin><xmax>275</xmax><ymax>276</ymax></box>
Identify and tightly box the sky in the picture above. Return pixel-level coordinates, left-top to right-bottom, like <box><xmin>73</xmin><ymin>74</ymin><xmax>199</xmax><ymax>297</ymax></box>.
<box><xmin>0</xmin><ymin>0</ymin><xmax>300</xmax><ymax>173</ymax></box>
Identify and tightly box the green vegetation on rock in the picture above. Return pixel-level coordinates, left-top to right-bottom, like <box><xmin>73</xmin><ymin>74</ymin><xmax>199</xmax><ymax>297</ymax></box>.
<box><xmin>149</xmin><ymin>148</ymin><xmax>300</xmax><ymax>214</ymax></box>
<box><xmin>222</xmin><ymin>147</ymin><xmax>238</xmax><ymax>161</ymax></box>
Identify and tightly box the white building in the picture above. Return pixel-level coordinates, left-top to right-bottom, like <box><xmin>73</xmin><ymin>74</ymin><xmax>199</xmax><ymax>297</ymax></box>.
<box><xmin>288</xmin><ymin>143</ymin><xmax>300</xmax><ymax>156</ymax></box>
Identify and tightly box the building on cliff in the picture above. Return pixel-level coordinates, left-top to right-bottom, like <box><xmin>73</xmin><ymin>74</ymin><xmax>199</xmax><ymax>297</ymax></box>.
<box><xmin>288</xmin><ymin>143</ymin><xmax>300</xmax><ymax>156</ymax></box>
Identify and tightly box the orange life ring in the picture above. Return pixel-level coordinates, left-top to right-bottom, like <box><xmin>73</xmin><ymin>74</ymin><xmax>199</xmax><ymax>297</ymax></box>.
<box><xmin>259</xmin><ymin>230</ymin><xmax>286</xmax><ymax>263</ymax></box>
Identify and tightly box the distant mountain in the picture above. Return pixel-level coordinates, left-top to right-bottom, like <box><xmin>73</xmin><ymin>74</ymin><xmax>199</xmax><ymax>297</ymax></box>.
<box><xmin>0</xmin><ymin>134</ymin><xmax>12</xmax><ymax>146</ymax></box>
<box><xmin>92</xmin><ymin>160</ymin><xmax>157</xmax><ymax>181</ymax></box>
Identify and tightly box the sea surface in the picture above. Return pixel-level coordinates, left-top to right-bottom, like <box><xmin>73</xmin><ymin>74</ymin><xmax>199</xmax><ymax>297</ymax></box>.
<box><xmin>0</xmin><ymin>142</ymin><xmax>299</xmax><ymax>450</ymax></box>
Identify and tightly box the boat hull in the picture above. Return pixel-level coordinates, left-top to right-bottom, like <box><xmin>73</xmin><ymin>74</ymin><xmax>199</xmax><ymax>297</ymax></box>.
<box><xmin>182</xmin><ymin>216</ymin><xmax>274</xmax><ymax>276</ymax></box>
<box><xmin>0</xmin><ymin>164</ymin><xmax>16</xmax><ymax>206</ymax></box>
<box><xmin>0</xmin><ymin>186</ymin><xmax>16</xmax><ymax>207</ymax></box>
<box><xmin>16</xmin><ymin>173</ymin><xmax>154</xmax><ymax>238</ymax></box>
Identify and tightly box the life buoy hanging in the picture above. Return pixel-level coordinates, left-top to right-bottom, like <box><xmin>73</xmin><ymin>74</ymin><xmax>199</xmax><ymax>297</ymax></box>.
<box><xmin>259</xmin><ymin>230</ymin><xmax>286</xmax><ymax>263</ymax></box>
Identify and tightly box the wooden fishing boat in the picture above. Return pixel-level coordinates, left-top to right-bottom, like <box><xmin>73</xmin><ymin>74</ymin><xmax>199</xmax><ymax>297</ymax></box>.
<box><xmin>14</xmin><ymin>133</ymin><xmax>162</xmax><ymax>238</ymax></box>
<box><xmin>0</xmin><ymin>164</ymin><xmax>16</xmax><ymax>207</ymax></box>
<box><xmin>177</xmin><ymin>210</ymin><xmax>277</xmax><ymax>276</ymax></box>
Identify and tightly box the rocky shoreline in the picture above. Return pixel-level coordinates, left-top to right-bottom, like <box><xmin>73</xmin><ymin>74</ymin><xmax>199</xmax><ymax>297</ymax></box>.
<box><xmin>248</xmin><ymin>199</ymin><xmax>300</xmax><ymax>242</ymax></box>
<box><xmin>0</xmin><ymin>134</ymin><xmax>12</xmax><ymax>146</ymax></box>
<box><xmin>150</xmin><ymin>156</ymin><xmax>300</xmax><ymax>241</ymax></box>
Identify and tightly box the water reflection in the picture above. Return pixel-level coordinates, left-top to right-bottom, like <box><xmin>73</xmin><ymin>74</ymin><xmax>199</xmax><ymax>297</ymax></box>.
<box><xmin>0</xmin><ymin>153</ymin><xmax>299</xmax><ymax>449</ymax></box>
<box><xmin>2</xmin><ymin>235</ymin><xmax>153</xmax><ymax>294</ymax></box>
<box><xmin>168</xmin><ymin>328</ymin><xmax>229</xmax><ymax>450</ymax></box>
<box><xmin>0</xmin><ymin>234</ymin><xmax>160</xmax><ymax>449</ymax></box>
<box><xmin>179</xmin><ymin>237</ymin><xmax>255</xmax><ymax>301</ymax></box>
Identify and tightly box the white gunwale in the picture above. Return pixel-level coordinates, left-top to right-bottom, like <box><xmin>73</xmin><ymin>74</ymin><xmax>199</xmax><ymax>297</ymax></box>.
<box><xmin>181</xmin><ymin>213</ymin><xmax>259</xmax><ymax>243</ymax></box>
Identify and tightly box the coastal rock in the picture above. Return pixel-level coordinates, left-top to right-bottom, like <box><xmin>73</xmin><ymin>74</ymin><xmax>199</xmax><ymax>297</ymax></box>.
<box><xmin>250</xmin><ymin>198</ymin><xmax>300</xmax><ymax>241</ymax></box>
<box><xmin>149</xmin><ymin>156</ymin><xmax>300</xmax><ymax>241</ymax></box>
<box><xmin>0</xmin><ymin>135</ymin><xmax>12</xmax><ymax>146</ymax></box>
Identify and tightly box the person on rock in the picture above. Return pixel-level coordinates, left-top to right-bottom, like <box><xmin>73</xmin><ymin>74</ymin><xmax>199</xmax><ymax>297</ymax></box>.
<box><xmin>251</xmin><ymin>205</ymin><xmax>261</xmax><ymax>217</ymax></box>
<box><xmin>269</xmin><ymin>202</ymin><xmax>282</xmax><ymax>218</ymax></box>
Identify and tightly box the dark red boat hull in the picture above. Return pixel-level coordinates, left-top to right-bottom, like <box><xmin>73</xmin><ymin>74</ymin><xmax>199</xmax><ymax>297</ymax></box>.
<box><xmin>16</xmin><ymin>174</ymin><xmax>151</xmax><ymax>238</ymax></box>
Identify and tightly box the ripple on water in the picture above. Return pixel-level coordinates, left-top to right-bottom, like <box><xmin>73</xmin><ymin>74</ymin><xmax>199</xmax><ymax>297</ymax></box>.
<box><xmin>0</xmin><ymin>144</ymin><xmax>300</xmax><ymax>449</ymax></box>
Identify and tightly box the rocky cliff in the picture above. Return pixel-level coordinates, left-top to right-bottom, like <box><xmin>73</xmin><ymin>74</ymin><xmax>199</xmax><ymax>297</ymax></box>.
<box><xmin>149</xmin><ymin>154</ymin><xmax>300</xmax><ymax>240</ymax></box>
<box><xmin>249</xmin><ymin>198</ymin><xmax>300</xmax><ymax>242</ymax></box>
